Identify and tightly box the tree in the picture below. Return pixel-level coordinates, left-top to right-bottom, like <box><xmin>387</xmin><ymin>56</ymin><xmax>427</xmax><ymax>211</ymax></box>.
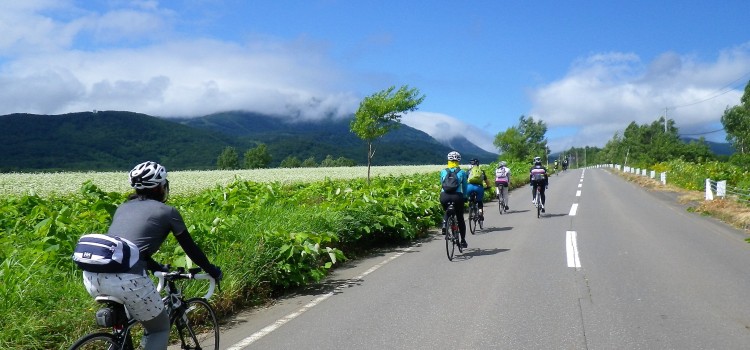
<box><xmin>302</xmin><ymin>156</ymin><xmax>318</xmax><ymax>167</ymax></box>
<box><xmin>217</xmin><ymin>146</ymin><xmax>240</xmax><ymax>170</ymax></box>
<box><xmin>280</xmin><ymin>156</ymin><xmax>302</xmax><ymax>168</ymax></box>
<box><xmin>493</xmin><ymin>115</ymin><xmax>548</xmax><ymax>162</ymax></box>
<box><xmin>350</xmin><ymin>85</ymin><xmax>425</xmax><ymax>182</ymax></box>
<box><xmin>721</xmin><ymin>80</ymin><xmax>750</xmax><ymax>154</ymax></box>
<box><xmin>244</xmin><ymin>143</ymin><xmax>272</xmax><ymax>169</ymax></box>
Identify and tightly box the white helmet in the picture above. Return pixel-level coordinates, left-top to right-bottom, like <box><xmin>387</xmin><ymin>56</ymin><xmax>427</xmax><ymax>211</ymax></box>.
<box><xmin>129</xmin><ymin>161</ymin><xmax>167</xmax><ymax>189</ymax></box>
<box><xmin>447</xmin><ymin>151</ymin><xmax>461</xmax><ymax>161</ymax></box>
<box><xmin>499</xmin><ymin>161</ymin><xmax>507</xmax><ymax>167</ymax></box>
<box><xmin>533</xmin><ymin>156</ymin><xmax>541</xmax><ymax>163</ymax></box>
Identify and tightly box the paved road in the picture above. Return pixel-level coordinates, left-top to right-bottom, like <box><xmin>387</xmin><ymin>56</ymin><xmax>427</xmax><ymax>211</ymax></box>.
<box><xmin>218</xmin><ymin>168</ymin><xmax>750</xmax><ymax>349</ymax></box>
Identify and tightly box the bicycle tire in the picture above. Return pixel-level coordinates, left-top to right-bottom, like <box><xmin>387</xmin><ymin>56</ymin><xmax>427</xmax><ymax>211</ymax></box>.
<box><xmin>171</xmin><ymin>297</ymin><xmax>220</xmax><ymax>350</ymax></box>
<box><xmin>468</xmin><ymin>205</ymin><xmax>477</xmax><ymax>234</ymax></box>
<box><xmin>445</xmin><ymin>223</ymin><xmax>455</xmax><ymax>261</ymax></box>
<box><xmin>68</xmin><ymin>332</ymin><xmax>121</xmax><ymax>350</ymax></box>
<box><xmin>535</xmin><ymin>190</ymin><xmax>541</xmax><ymax>218</ymax></box>
<box><xmin>454</xmin><ymin>216</ymin><xmax>463</xmax><ymax>253</ymax></box>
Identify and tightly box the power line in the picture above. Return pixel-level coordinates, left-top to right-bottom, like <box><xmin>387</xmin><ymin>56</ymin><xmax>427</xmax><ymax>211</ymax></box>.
<box><xmin>670</xmin><ymin>71</ymin><xmax>750</xmax><ymax>109</ymax></box>
<box><xmin>679</xmin><ymin>127</ymin><xmax>725</xmax><ymax>137</ymax></box>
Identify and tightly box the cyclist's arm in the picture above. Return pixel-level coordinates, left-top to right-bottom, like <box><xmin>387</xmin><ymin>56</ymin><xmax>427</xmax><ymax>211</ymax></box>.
<box><xmin>174</xmin><ymin>230</ymin><xmax>220</xmax><ymax>277</ymax></box>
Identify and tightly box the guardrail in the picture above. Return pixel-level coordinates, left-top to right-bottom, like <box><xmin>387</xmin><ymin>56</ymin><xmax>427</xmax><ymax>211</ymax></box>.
<box><xmin>591</xmin><ymin>164</ymin><xmax>748</xmax><ymax>202</ymax></box>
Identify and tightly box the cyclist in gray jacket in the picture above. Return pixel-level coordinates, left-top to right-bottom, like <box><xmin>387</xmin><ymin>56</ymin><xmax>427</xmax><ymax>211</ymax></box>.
<box><xmin>80</xmin><ymin>161</ymin><xmax>222</xmax><ymax>350</ymax></box>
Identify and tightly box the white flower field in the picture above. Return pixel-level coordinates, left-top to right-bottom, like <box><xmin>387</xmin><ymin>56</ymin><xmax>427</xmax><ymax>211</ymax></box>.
<box><xmin>0</xmin><ymin>165</ymin><xmax>444</xmax><ymax>197</ymax></box>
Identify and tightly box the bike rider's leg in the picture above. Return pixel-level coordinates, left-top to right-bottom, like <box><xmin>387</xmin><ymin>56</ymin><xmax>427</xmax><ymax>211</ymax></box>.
<box><xmin>439</xmin><ymin>192</ymin><xmax>451</xmax><ymax>234</ymax></box>
<box><xmin>477</xmin><ymin>187</ymin><xmax>485</xmax><ymax>219</ymax></box>
<box><xmin>456</xmin><ymin>196</ymin><xmax>467</xmax><ymax>246</ymax></box>
<box><xmin>539</xmin><ymin>187</ymin><xmax>546</xmax><ymax>212</ymax></box>
<box><xmin>140</xmin><ymin>310</ymin><xmax>170</xmax><ymax>350</ymax></box>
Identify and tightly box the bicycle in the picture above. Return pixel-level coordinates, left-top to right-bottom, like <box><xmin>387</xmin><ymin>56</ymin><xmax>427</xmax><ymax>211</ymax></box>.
<box><xmin>443</xmin><ymin>201</ymin><xmax>462</xmax><ymax>261</ymax></box>
<box><xmin>68</xmin><ymin>267</ymin><xmax>219</xmax><ymax>350</ymax></box>
<box><xmin>496</xmin><ymin>186</ymin><xmax>507</xmax><ymax>215</ymax></box>
<box><xmin>533</xmin><ymin>185</ymin><xmax>543</xmax><ymax>218</ymax></box>
<box><xmin>467</xmin><ymin>192</ymin><xmax>484</xmax><ymax>234</ymax></box>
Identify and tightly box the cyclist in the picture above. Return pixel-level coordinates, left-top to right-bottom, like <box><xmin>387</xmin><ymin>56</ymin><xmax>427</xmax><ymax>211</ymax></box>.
<box><xmin>440</xmin><ymin>151</ymin><xmax>469</xmax><ymax>248</ymax></box>
<box><xmin>495</xmin><ymin>161</ymin><xmax>511</xmax><ymax>210</ymax></box>
<box><xmin>80</xmin><ymin>161</ymin><xmax>223</xmax><ymax>350</ymax></box>
<box><xmin>562</xmin><ymin>157</ymin><xmax>569</xmax><ymax>171</ymax></box>
<box><xmin>529</xmin><ymin>156</ymin><xmax>549</xmax><ymax>213</ymax></box>
<box><xmin>466</xmin><ymin>158</ymin><xmax>492</xmax><ymax>220</ymax></box>
<box><xmin>553</xmin><ymin>159</ymin><xmax>559</xmax><ymax>173</ymax></box>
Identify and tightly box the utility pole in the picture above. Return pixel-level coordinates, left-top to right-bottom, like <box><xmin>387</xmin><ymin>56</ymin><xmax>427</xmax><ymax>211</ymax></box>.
<box><xmin>664</xmin><ymin>107</ymin><xmax>668</xmax><ymax>132</ymax></box>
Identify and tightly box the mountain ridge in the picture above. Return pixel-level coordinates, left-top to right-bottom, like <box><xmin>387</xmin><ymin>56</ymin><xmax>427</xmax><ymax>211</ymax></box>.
<box><xmin>0</xmin><ymin>110</ymin><xmax>498</xmax><ymax>172</ymax></box>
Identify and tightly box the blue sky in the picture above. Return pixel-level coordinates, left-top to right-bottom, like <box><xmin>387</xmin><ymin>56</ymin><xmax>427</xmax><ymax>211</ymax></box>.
<box><xmin>2</xmin><ymin>0</ymin><xmax>749</xmax><ymax>153</ymax></box>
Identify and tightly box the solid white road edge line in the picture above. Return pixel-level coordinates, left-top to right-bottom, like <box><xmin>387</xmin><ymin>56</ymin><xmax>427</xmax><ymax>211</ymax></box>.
<box><xmin>226</xmin><ymin>247</ymin><xmax>413</xmax><ymax>350</ymax></box>
<box><xmin>569</xmin><ymin>203</ymin><xmax>578</xmax><ymax>216</ymax></box>
<box><xmin>566</xmin><ymin>231</ymin><xmax>581</xmax><ymax>269</ymax></box>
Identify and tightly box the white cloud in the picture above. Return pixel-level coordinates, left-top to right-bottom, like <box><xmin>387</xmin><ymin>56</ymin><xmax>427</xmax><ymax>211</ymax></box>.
<box><xmin>0</xmin><ymin>3</ymin><xmax>360</xmax><ymax>120</ymax></box>
<box><xmin>532</xmin><ymin>45</ymin><xmax>750</xmax><ymax>151</ymax></box>
<box><xmin>402</xmin><ymin>111</ymin><xmax>498</xmax><ymax>153</ymax></box>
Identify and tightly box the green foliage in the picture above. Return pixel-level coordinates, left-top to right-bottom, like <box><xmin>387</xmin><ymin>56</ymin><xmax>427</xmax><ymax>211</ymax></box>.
<box><xmin>0</xmin><ymin>171</ymin><xmax>443</xmax><ymax>349</ymax></box>
<box><xmin>601</xmin><ymin>117</ymin><xmax>717</xmax><ymax>167</ymax></box>
<box><xmin>302</xmin><ymin>156</ymin><xmax>318</xmax><ymax>167</ymax></box>
<box><xmin>217</xmin><ymin>146</ymin><xmax>240</xmax><ymax>170</ymax></box>
<box><xmin>351</xmin><ymin>85</ymin><xmax>426</xmax><ymax>181</ymax></box>
<box><xmin>244</xmin><ymin>143</ymin><xmax>272</xmax><ymax>169</ymax></box>
<box><xmin>721</xmin><ymin>80</ymin><xmax>750</xmax><ymax>154</ymax></box>
<box><xmin>280</xmin><ymin>156</ymin><xmax>302</xmax><ymax>168</ymax></box>
<box><xmin>493</xmin><ymin>115</ymin><xmax>548</xmax><ymax>162</ymax></box>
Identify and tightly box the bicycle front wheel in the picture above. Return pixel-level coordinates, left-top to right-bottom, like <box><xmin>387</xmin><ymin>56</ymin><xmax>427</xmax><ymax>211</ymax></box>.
<box><xmin>171</xmin><ymin>298</ymin><xmax>219</xmax><ymax>350</ymax></box>
<box><xmin>68</xmin><ymin>332</ymin><xmax>120</xmax><ymax>350</ymax></box>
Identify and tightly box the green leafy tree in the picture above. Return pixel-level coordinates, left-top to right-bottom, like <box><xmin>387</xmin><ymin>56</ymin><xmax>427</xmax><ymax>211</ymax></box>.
<box><xmin>351</xmin><ymin>85</ymin><xmax>425</xmax><ymax>182</ymax></box>
<box><xmin>493</xmin><ymin>115</ymin><xmax>548</xmax><ymax>162</ymax></box>
<box><xmin>721</xmin><ymin>80</ymin><xmax>750</xmax><ymax>154</ymax></box>
<box><xmin>217</xmin><ymin>146</ymin><xmax>240</xmax><ymax>170</ymax></box>
<box><xmin>280</xmin><ymin>156</ymin><xmax>302</xmax><ymax>168</ymax></box>
<box><xmin>302</xmin><ymin>156</ymin><xmax>318</xmax><ymax>168</ymax></box>
<box><xmin>244</xmin><ymin>143</ymin><xmax>272</xmax><ymax>169</ymax></box>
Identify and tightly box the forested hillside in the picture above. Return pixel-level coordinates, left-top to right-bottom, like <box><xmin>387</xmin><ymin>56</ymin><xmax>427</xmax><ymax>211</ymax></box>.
<box><xmin>1</xmin><ymin>111</ymin><xmax>497</xmax><ymax>172</ymax></box>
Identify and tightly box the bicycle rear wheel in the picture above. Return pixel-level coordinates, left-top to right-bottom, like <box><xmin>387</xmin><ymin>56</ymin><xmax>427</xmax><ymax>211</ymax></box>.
<box><xmin>68</xmin><ymin>333</ymin><xmax>120</xmax><ymax>350</ymax></box>
<box><xmin>468</xmin><ymin>205</ymin><xmax>477</xmax><ymax>234</ymax></box>
<box><xmin>536</xmin><ymin>193</ymin><xmax>541</xmax><ymax>218</ymax></box>
<box><xmin>445</xmin><ymin>219</ymin><xmax>456</xmax><ymax>261</ymax></box>
<box><xmin>170</xmin><ymin>298</ymin><xmax>219</xmax><ymax>350</ymax></box>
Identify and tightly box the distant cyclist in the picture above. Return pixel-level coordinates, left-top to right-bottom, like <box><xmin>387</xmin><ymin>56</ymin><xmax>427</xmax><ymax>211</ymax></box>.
<box><xmin>562</xmin><ymin>157</ymin><xmax>569</xmax><ymax>171</ymax></box>
<box><xmin>495</xmin><ymin>161</ymin><xmax>511</xmax><ymax>210</ymax></box>
<box><xmin>553</xmin><ymin>159</ymin><xmax>559</xmax><ymax>173</ymax></box>
<box><xmin>529</xmin><ymin>156</ymin><xmax>549</xmax><ymax>213</ymax></box>
<box><xmin>440</xmin><ymin>151</ymin><xmax>469</xmax><ymax>248</ymax></box>
<box><xmin>466</xmin><ymin>158</ymin><xmax>492</xmax><ymax>220</ymax></box>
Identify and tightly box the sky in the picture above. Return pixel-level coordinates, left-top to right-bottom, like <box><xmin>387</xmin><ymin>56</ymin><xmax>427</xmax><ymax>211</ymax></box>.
<box><xmin>2</xmin><ymin>0</ymin><xmax>750</xmax><ymax>154</ymax></box>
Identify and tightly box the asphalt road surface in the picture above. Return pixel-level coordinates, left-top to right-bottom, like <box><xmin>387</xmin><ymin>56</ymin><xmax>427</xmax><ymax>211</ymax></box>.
<box><xmin>217</xmin><ymin>168</ymin><xmax>750</xmax><ymax>350</ymax></box>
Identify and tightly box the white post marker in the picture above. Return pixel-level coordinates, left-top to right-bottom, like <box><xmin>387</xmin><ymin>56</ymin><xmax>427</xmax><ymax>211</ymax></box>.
<box><xmin>717</xmin><ymin>180</ymin><xmax>727</xmax><ymax>198</ymax></box>
<box><xmin>566</xmin><ymin>231</ymin><xmax>581</xmax><ymax>269</ymax></box>
<box><xmin>705</xmin><ymin>178</ymin><xmax>714</xmax><ymax>200</ymax></box>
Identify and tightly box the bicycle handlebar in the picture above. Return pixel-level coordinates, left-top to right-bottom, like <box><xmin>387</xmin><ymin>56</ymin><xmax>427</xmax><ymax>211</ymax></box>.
<box><xmin>154</xmin><ymin>270</ymin><xmax>216</xmax><ymax>300</ymax></box>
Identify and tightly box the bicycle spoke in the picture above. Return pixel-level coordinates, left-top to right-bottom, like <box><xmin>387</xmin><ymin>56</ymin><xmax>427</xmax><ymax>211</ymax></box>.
<box><xmin>169</xmin><ymin>298</ymin><xmax>219</xmax><ymax>350</ymax></box>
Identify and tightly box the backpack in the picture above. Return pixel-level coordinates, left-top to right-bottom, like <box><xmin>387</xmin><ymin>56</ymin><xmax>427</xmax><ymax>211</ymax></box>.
<box><xmin>531</xmin><ymin>167</ymin><xmax>546</xmax><ymax>183</ymax></box>
<box><xmin>72</xmin><ymin>233</ymin><xmax>140</xmax><ymax>273</ymax></box>
<box><xmin>495</xmin><ymin>167</ymin><xmax>508</xmax><ymax>184</ymax></box>
<box><xmin>468</xmin><ymin>167</ymin><xmax>483</xmax><ymax>185</ymax></box>
<box><xmin>441</xmin><ymin>168</ymin><xmax>460</xmax><ymax>193</ymax></box>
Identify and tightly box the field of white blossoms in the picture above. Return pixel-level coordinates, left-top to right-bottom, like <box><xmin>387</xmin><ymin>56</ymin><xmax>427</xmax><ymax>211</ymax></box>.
<box><xmin>0</xmin><ymin>165</ymin><xmax>444</xmax><ymax>197</ymax></box>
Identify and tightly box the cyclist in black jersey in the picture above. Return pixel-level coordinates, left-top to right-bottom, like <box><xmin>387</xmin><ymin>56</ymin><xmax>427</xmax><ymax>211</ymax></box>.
<box><xmin>80</xmin><ymin>161</ymin><xmax>222</xmax><ymax>350</ymax></box>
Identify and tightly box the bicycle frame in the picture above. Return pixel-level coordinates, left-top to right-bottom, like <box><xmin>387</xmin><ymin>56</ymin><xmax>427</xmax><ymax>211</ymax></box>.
<box><xmin>70</xmin><ymin>269</ymin><xmax>217</xmax><ymax>350</ymax></box>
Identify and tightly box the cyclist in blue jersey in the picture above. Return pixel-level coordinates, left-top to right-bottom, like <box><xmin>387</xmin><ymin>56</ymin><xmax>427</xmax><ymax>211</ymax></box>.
<box><xmin>466</xmin><ymin>158</ymin><xmax>492</xmax><ymax>220</ymax></box>
<box><xmin>439</xmin><ymin>151</ymin><xmax>469</xmax><ymax>248</ymax></box>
